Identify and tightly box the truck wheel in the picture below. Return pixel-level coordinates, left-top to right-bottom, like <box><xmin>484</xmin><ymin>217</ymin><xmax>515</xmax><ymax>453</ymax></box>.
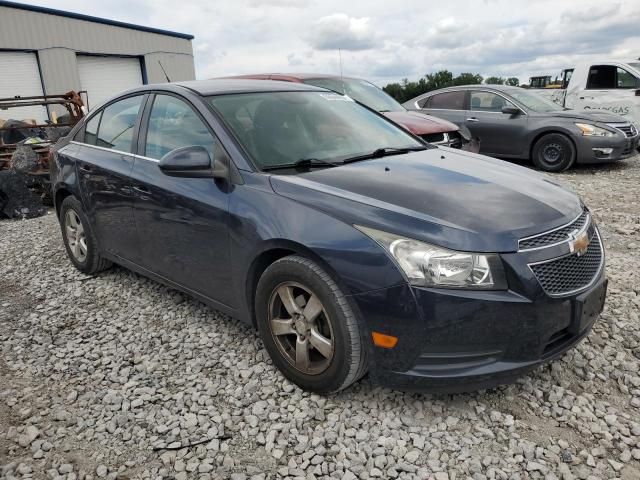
<box><xmin>255</xmin><ymin>255</ymin><xmax>368</xmax><ymax>394</ymax></box>
<box><xmin>59</xmin><ymin>196</ymin><xmax>112</xmax><ymax>275</ymax></box>
<box><xmin>532</xmin><ymin>133</ymin><xmax>576</xmax><ymax>172</ymax></box>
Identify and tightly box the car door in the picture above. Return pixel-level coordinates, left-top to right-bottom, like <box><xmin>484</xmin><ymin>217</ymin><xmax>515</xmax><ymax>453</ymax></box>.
<box><xmin>129</xmin><ymin>93</ymin><xmax>233</xmax><ymax>306</ymax></box>
<box><xmin>75</xmin><ymin>94</ymin><xmax>145</xmax><ymax>262</ymax></box>
<box><xmin>414</xmin><ymin>90</ymin><xmax>468</xmax><ymax>126</ymax></box>
<box><xmin>466</xmin><ymin>91</ymin><xmax>528</xmax><ymax>156</ymax></box>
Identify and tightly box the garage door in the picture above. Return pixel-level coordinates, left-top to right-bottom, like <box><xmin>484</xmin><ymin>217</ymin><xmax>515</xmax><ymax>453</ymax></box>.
<box><xmin>77</xmin><ymin>56</ymin><xmax>143</xmax><ymax>109</ymax></box>
<box><xmin>0</xmin><ymin>51</ymin><xmax>47</xmax><ymax>123</ymax></box>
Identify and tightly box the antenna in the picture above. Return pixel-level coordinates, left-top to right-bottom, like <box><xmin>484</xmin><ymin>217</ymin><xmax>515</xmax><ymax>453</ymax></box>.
<box><xmin>158</xmin><ymin>61</ymin><xmax>171</xmax><ymax>83</ymax></box>
<box><xmin>338</xmin><ymin>48</ymin><xmax>345</xmax><ymax>94</ymax></box>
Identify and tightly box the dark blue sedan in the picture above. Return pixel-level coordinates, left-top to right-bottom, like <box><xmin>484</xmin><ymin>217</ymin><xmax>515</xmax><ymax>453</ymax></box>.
<box><xmin>50</xmin><ymin>80</ymin><xmax>607</xmax><ymax>393</ymax></box>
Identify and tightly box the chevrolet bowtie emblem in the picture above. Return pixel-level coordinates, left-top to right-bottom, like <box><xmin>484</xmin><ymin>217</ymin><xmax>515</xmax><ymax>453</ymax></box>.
<box><xmin>568</xmin><ymin>229</ymin><xmax>590</xmax><ymax>256</ymax></box>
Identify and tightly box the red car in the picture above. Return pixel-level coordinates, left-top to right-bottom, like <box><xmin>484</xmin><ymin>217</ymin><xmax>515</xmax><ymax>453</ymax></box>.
<box><xmin>224</xmin><ymin>73</ymin><xmax>478</xmax><ymax>151</ymax></box>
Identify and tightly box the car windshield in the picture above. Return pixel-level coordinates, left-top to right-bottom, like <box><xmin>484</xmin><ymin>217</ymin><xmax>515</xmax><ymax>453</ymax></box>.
<box><xmin>302</xmin><ymin>78</ymin><xmax>405</xmax><ymax>113</ymax></box>
<box><xmin>208</xmin><ymin>91</ymin><xmax>422</xmax><ymax>170</ymax></box>
<box><xmin>508</xmin><ymin>90</ymin><xmax>565</xmax><ymax>113</ymax></box>
<box><xmin>629</xmin><ymin>62</ymin><xmax>640</xmax><ymax>73</ymax></box>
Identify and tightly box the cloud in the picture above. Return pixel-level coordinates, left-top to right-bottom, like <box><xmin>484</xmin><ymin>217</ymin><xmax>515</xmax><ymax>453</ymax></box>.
<box><xmin>26</xmin><ymin>0</ymin><xmax>640</xmax><ymax>86</ymax></box>
<box><xmin>247</xmin><ymin>0</ymin><xmax>310</xmax><ymax>7</ymax></box>
<box><xmin>308</xmin><ymin>13</ymin><xmax>379</xmax><ymax>51</ymax></box>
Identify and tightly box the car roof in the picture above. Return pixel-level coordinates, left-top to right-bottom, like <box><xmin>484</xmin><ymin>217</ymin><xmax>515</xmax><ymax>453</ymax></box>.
<box><xmin>223</xmin><ymin>73</ymin><xmax>365</xmax><ymax>82</ymax></box>
<box><xmin>118</xmin><ymin>79</ymin><xmax>326</xmax><ymax>98</ymax></box>
<box><xmin>175</xmin><ymin>79</ymin><xmax>327</xmax><ymax>95</ymax></box>
<box><xmin>432</xmin><ymin>84</ymin><xmax>523</xmax><ymax>93</ymax></box>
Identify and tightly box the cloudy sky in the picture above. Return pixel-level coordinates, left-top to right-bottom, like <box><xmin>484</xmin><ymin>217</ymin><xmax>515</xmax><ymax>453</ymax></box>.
<box><xmin>34</xmin><ymin>0</ymin><xmax>640</xmax><ymax>87</ymax></box>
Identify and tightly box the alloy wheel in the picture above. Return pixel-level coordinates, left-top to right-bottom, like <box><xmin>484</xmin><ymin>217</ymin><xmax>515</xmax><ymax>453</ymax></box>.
<box><xmin>268</xmin><ymin>282</ymin><xmax>334</xmax><ymax>375</ymax></box>
<box><xmin>65</xmin><ymin>209</ymin><xmax>87</xmax><ymax>263</ymax></box>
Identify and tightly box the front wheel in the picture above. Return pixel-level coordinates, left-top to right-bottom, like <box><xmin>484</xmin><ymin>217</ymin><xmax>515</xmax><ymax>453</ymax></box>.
<box><xmin>255</xmin><ymin>255</ymin><xmax>368</xmax><ymax>394</ymax></box>
<box><xmin>532</xmin><ymin>133</ymin><xmax>576</xmax><ymax>172</ymax></box>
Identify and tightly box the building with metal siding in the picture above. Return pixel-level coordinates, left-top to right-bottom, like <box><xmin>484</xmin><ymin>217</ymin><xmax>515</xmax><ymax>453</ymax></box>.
<box><xmin>0</xmin><ymin>0</ymin><xmax>195</xmax><ymax>117</ymax></box>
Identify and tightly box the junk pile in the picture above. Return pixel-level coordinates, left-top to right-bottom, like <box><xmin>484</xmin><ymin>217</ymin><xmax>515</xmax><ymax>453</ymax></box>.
<box><xmin>0</xmin><ymin>91</ymin><xmax>85</xmax><ymax>219</ymax></box>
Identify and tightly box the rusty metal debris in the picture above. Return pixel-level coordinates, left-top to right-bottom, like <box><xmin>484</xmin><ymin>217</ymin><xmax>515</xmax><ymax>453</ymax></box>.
<box><xmin>0</xmin><ymin>91</ymin><xmax>85</xmax><ymax>219</ymax></box>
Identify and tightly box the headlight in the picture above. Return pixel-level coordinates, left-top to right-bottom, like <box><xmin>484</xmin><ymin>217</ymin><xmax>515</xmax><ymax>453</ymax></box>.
<box><xmin>575</xmin><ymin>123</ymin><xmax>615</xmax><ymax>137</ymax></box>
<box><xmin>356</xmin><ymin>226</ymin><xmax>507</xmax><ymax>289</ymax></box>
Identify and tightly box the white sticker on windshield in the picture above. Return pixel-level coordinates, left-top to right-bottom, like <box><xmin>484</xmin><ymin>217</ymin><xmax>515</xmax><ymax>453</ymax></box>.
<box><xmin>319</xmin><ymin>93</ymin><xmax>354</xmax><ymax>102</ymax></box>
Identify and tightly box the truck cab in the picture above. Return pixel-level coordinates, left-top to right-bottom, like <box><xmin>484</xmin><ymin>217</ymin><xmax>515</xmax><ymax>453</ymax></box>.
<box><xmin>536</xmin><ymin>60</ymin><xmax>640</xmax><ymax>133</ymax></box>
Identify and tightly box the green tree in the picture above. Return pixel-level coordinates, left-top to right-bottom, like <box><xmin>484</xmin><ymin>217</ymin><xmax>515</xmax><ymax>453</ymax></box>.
<box><xmin>485</xmin><ymin>76</ymin><xmax>506</xmax><ymax>85</ymax></box>
<box><xmin>506</xmin><ymin>77</ymin><xmax>520</xmax><ymax>87</ymax></box>
<box><xmin>453</xmin><ymin>73</ymin><xmax>483</xmax><ymax>85</ymax></box>
<box><xmin>424</xmin><ymin>70</ymin><xmax>454</xmax><ymax>90</ymax></box>
<box><xmin>383</xmin><ymin>70</ymin><xmax>486</xmax><ymax>102</ymax></box>
<box><xmin>382</xmin><ymin>82</ymin><xmax>406</xmax><ymax>102</ymax></box>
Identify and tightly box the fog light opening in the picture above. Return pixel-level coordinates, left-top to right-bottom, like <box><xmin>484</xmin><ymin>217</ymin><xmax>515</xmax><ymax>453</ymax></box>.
<box><xmin>372</xmin><ymin>332</ymin><xmax>398</xmax><ymax>349</ymax></box>
<box><xmin>593</xmin><ymin>147</ymin><xmax>613</xmax><ymax>158</ymax></box>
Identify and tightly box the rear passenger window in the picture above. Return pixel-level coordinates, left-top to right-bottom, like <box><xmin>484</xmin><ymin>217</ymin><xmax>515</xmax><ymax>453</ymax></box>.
<box><xmin>587</xmin><ymin>66</ymin><xmax>616</xmax><ymax>89</ymax></box>
<box><xmin>83</xmin><ymin>112</ymin><xmax>101</xmax><ymax>145</ymax></box>
<box><xmin>144</xmin><ymin>95</ymin><xmax>216</xmax><ymax>160</ymax></box>
<box><xmin>95</xmin><ymin>96</ymin><xmax>143</xmax><ymax>153</ymax></box>
<box><xmin>428</xmin><ymin>91</ymin><xmax>466</xmax><ymax>110</ymax></box>
<box><xmin>417</xmin><ymin>96</ymin><xmax>431</xmax><ymax>108</ymax></box>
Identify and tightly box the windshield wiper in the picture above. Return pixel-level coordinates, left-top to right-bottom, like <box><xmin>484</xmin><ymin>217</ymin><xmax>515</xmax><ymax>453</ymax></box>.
<box><xmin>261</xmin><ymin>158</ymin><xmax>340</xmax><ymax>172</ymax></box>
<box><xmin>342</xmin><ymin>146</ymin><xmax>426</xmax><ymax>164</ymax></box>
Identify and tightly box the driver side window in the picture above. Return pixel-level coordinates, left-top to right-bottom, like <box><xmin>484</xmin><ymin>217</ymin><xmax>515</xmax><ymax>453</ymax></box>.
<box><xmin>470</xmin><ymin>92</ymin><xmax>515</xmax><ymax>112</ymax></box>
<box><xmin>144</xmin><ymin>95</ymin><xmax>217</xmax><ymax>160</ymax></box>
<box><xmin>616</xmin><ymin>67</ymin><xmax>638</xmax><ymax>88</ymax></box>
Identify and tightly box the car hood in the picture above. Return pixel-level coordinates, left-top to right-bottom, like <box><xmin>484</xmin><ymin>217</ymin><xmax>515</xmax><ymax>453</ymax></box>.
<box><xmin>383</xmin><ymin>111</ymin><xmax>458</xmax><ymax>135</ymax></box>
<box><xmin>541</xmin><ymin>109</ymin><xmax>628</xmax><ymax>123</ymax></box>
<box><xmin>269</xmin><ymin>148</ymin><xmax>582</xmax><ymax>253</ymax></box>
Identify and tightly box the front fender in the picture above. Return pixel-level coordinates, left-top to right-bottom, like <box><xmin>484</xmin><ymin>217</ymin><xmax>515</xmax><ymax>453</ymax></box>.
<box><xmin>227</xmin><ymin>172</ymin><xmax>406</xmax><ymax>322</ymax></box>
<box><xmin>526</xmin><ymin>124</ymin><xmax>578</xmax><ymax>150</ymax></box>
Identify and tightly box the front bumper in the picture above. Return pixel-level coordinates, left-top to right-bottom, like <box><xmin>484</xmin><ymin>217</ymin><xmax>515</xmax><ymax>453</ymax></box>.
<box><xmin>576</xmin><ymin>133</ymin><xmax>640</xmax><ymax>164</ymax></box>
<box><xmin>349</xmin><ymin>248</ymin><xmax>607</xmax><ymax>393</ymax></box>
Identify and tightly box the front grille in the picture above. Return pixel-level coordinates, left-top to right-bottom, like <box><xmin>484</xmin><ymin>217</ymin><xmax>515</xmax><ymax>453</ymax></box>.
<box><xmin>421</xmin><ymin>131</ymin><xmax>463</xmax><ymax>149</ymax></box>
<box><xmin>446</xmin><ymin>131</ymin><xmax>463</xmax><ymax>149</ymax></box>
<box><xmin>421</xmin><ymin>132</ymin><xmax>446</xmax><ymax>143</ymax></box>
<box><xmin>529</xmin><ymin>231</ymin><xmax>603</xmax><ymax>296</ymax></box>
<box><xmin>606</xmin><ymin>123</ymin><xmax>637</xmax><ymax>137</ymax></box>
<box><xmin>519</xmin><ymin>210</ymin><xmax>589</xmax><ymax>250</ymax></box>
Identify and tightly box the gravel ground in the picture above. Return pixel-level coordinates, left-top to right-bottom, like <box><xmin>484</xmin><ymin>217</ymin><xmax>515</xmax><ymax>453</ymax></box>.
<box><xmin>1</xmin><ymin>156</ymin><xmax>639</xmax><ymax>480</ymax></box>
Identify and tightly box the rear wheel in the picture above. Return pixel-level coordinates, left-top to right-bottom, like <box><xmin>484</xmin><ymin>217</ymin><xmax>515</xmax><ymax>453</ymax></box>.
<box><xmin>59</xmin><ymin>196</ymin><xmax>111</xmax><ymax>274</ymax></box>
<box><xmin>255</xmin><ymin>255</ymin><xmax>367</xmax><ymax>393</ymax></box>
<box><xmin>532</xmin><ymin>133</ymin><xmax>576</xmax><ymax>172</ymax></box>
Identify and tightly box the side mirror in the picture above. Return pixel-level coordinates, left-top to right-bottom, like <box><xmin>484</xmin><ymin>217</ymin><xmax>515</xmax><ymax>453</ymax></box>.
<box><xmin>502</xmin><ymin>106</ymin><xmax>521</xmax><ymax>115</ymax></box>
<box><xmin>159</xmin><ymin>145</ymin><xmax>228</xmax><ymax>179</ymax></box>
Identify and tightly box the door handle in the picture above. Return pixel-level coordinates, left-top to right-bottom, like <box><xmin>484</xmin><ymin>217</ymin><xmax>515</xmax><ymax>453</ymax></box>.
<box><xmin>466</xmin><ymin>117</ymin><xmax>480</xmax><ymax>122</ymax></box>
<box><xmin>133</xmin><ymin>185</ymin><xmax>150</xmax><ymax>194</ymax></box>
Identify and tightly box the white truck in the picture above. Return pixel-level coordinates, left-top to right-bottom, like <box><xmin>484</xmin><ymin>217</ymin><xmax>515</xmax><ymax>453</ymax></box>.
<box><xmin>534</xmin><ymin>59</ymin><xmax>640</xmax><ymax>131</ymax></box>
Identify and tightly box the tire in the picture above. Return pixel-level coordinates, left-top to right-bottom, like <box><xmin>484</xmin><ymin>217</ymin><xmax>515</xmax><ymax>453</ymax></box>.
<box><xmin>532</xmin><ymin>133</ymin><xmax>576</xmax><ymax>172</ymax></box>
<box><xmin>59</xmin><ymin>196</ymin><xmax>112</xmax><ymax>275</ymax></box>
<box><xmin>255</xmin><ymin>255</ymin><xmax>368</xmax><ymax>394</ymax></box>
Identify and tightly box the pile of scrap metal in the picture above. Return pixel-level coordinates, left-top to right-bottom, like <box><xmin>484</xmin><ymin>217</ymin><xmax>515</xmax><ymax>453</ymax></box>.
<box><xmin>0</xmin><ymin>91</ymin><xmax>85</xmax><ymax>219</ymax></box>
